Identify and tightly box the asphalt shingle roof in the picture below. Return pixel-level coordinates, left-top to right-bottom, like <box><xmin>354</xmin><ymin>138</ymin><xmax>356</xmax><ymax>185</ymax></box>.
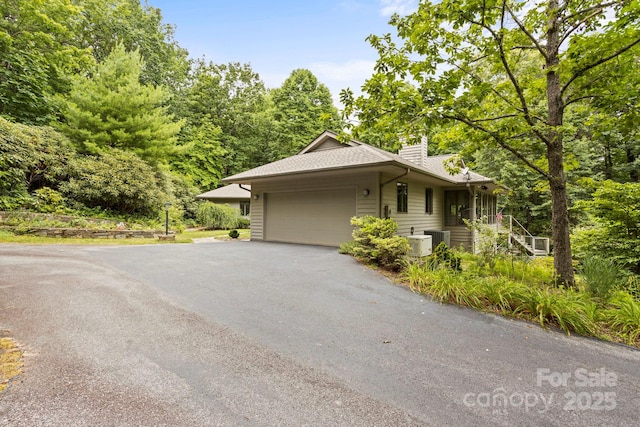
<box><xmin>196</xmin><ymin>184</ymin><xmax>251</xmax><ymax>200</ymax></box>
<box><xmin>223</xmin><ymin>131</ymin><xmax>494</xmax><ymax>185</ymax></box>
<box><xmin>224</xmin><ymin>145</ymin><xmax>392</xmax><ymax>181</ymax></box>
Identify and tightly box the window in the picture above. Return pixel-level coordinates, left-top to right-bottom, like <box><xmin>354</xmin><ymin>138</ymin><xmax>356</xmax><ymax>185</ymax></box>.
<box><xmin>397</xmin><ymin>182</ymin><xmax>408</xmax><ymax>213</ymax></box>
<box><xmin>425</xmin><ymin>187</ymin><xmax>433</xmax><ymax>214</ymax></box>
<box><xmin>240</xmin><ymin>201</ymin><xmax>250</xmax><ymax>216</ymax></box>
<box><xmin>476</xmin><ymin>193</ymin><xmax>497</xmax><ymax>223</ymax></box>
<box><xmin>444</xmin><ymin>190</ymin><xmax>470</xmax><ymax>226</ymax></box>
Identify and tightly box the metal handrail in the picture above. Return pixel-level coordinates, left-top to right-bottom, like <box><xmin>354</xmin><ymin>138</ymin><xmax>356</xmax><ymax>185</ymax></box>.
<box><xmin>505</xmin><ymin>215</ymin><xmax>534</xmax><ymax>240</ymax></box>
<box><xmin>501</xmin><ymin>215</ymin><xmax>550</xmax><ymax>255</ymax></box>
<box><xmin>472</xmin><ymin>214</ymin><xmax>550</xmax><ymax>256</ymax></box>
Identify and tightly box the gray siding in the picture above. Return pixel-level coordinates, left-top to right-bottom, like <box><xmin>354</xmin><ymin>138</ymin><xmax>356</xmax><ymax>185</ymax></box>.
<box><xmin>249</xmin><ymin>172</ymin><xmax>378</xmax><ymax>241</ymax></box>
<box><xmin>444</xmin><ymin>226</ymin><xmax>473</xmax><ymax>250</ymax></box>
<box><xmin>249</xmin><ymin>193</ymin><xmax>264</xmax><ymax>239</ymax></box>
<box><xmin>381</xmin><ymin>174</ymin><xmax>445</xmax><ymax>236</ymax></box>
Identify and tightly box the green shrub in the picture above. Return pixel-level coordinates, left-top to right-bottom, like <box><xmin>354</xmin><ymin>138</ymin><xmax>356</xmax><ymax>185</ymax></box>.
<box><xmin>237</xmin><ymin>217</ymin><xmax>250</xmax><ymax>229</ymax></box>
<box><xmin>0</xmin><ymin>117</ymin><xmax>74</xmax><ymax>197</ymax></box>
<box><xmin>229</xmin><ymin>229</ymin><xmax>240</xmax><ymax>239</ymax></box>
<box><xmin>31</xmin><ymin>187</ymin><xmax>67</xmax><ymax>213</ymax></box>
<box><xmin>580</xmin><ymin>256</ymin><xmax>621</xmax><ymax>302</ymax></box>
<box><xmin>344</xmin><ymin>216</ymin><xmax>409</xmax><ymax>271</ymax></box>
<box><xmin>431</xmin><ymin>241</ymin><xmax>462</xmax><ymax>271</ymax></box>
<box><xmin>0</xmin><ymin>194</ymin><xmax>32</xmax><ymax>211</ymax></box>
<box><xmin>622</xmin><ymin>275</ymin><xmax>640</xmax><ymax>301</ymax></box>
<box><xmin>572</xmin><ymin>181</ymin><xmax>640</xmax><ymax>274</ymax></box>
<box><xmin>160</xmin><ymin>171</ymin><xmax>200</xmax><ymax>221</ymax></box>
<box><xmin>369</xmin><ymin>235</ymin><xmax>410</xmax><ymax>271</ymax></box>
<box><xmin>60</xmin><ymin>149</ymin><xmax>163</xmax><ymax>217</ymax></box>
<box><xmin>338</xmin><ymin>240</ymin><xmax>358</xmax><ymax>255</ymax></box>
<box><xmin>471</xmin><ymin>255</ymin><xmax>555</xmax><ymax>287</ymax></box>
<box><xmin>196</xmin><ymin>202</ymin><xmax>239</xmax><ymax>230</ymax></box>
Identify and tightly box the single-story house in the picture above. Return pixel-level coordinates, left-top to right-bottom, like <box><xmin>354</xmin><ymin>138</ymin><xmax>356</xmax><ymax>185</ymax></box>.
<box><xmin>196</xmin><ymin>183</ymin><xmax>251</xmax><ymax>216</ymax></box>
<box><xmin>222</xmin><ymin>131</ymin><xmax>501</xmax><ymax>248</ymax></box>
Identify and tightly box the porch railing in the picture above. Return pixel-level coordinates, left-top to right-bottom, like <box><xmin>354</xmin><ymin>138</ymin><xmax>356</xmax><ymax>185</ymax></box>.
<box><xmin>501</xmin><ymin>215</ymin><xmax>550</xmax><ymax>256</ymax></box>
<box><xmin>472</xmin><ymin>214</ymin><xmax>551</xmax><ymax>256</ymax></box>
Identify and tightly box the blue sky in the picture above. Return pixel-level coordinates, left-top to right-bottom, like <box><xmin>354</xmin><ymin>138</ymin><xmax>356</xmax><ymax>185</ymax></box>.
<box><xmin>146</xmin><ymin>0</ymin><xmax>419</xmax><ymax>105</ymax></box>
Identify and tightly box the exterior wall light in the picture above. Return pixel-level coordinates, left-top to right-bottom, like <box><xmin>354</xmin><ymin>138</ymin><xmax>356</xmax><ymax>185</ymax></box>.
<box><xmin>253</xmin><ymin>194</ymin><xmax>260</xmax><ymax>200</ymax></box>
<box><xmin>362</xmin><ymin>189</ymin><xmax>370</xmax><ymax>196</ymax></box>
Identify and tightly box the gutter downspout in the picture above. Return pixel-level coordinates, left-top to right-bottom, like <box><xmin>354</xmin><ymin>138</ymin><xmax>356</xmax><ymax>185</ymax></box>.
<box><xmin>379</xmin><ymin>168</ymin><xmax>410</xmax><ymax>218</ymax></box>
<box><xmin>239</xmin><ymin>184</ymin><xmax>251</xmax><ymax>193</ymax></box>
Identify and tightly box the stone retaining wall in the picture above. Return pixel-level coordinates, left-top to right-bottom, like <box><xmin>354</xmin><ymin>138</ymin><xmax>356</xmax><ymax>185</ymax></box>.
<box><xmin>0</xmin><ymin>211</ymin><xmax>120</xmax><ymax>225</ymax></box>
<box><xmin>5</xmin><ymin>227</ymin><xmax>160</xmax><ymax>239</ymax></box>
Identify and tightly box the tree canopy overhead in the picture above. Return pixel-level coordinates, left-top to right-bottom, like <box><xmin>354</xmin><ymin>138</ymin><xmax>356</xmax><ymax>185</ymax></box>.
<box><xmin>76</xmin><ymin>0</ymin><xmax>190</xmax><ymax>90</ymax></box>
<box><xmin>271</xmin><ymin>69</ymin><xmax>342</xmax><ymax>155</ymax></box>
<box><xmin>342</xmin><ymin>0</ymin><xmax>640</xmax><ymax>285</ymax></box>
<box><xmin>0</xmin><ymin>0</ymin><xmax>93</xmax><ymax>124</ymax></box>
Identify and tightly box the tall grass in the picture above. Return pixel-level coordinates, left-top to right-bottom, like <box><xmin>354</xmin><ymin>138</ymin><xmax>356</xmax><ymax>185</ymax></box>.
<box><xmin>401</xmin><ymin>257</ymin><xmax>601</xmax><ymax>337</ymax></box>
<box><xmin>471</xmin><ymin>255</ymin><xmax>555</xmax><ymax>287</ymax></box>
<box><xmin>602</xmin><ymin>291</ymin><xmax>640</xmax><ymax>345</ymax></box>
<box><xmin>478</xmin><ymin>277</ymin><xmax>529</xmax><ymax>314</ymax></box>
<box><xmin>513</xmin><ymin>288</ymin><xmax>597</xmax><ymax>335</ymax></box>
<box><xmin>580</xmin><ymin>256</ymin><xmax>620</xmax><ymax>302</ymax></box>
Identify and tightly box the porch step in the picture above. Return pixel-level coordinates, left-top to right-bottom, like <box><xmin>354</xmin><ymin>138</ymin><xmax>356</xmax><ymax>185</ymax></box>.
<box><xmin>510</xmin><ymin>234</ymin><xmax>548</xmax><ymax>257</ymax></box>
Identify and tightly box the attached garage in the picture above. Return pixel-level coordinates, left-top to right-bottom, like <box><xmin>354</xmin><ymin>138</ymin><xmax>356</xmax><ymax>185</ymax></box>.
<box><xmin>264</xmin><ymin>188</ymin><xmax>356</xmax><ymax>246</ymax></box>
<box><xmin>222</xmin><ymin>130</ymin><xmax>499</xmax><ymax>249</ymax></box>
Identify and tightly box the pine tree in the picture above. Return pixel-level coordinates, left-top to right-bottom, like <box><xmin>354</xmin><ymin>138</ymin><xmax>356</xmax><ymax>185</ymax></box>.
<box><xmin>54</xmin><ymin>43</ymin><xmax>183</xmax><ymax>165</ymax></box>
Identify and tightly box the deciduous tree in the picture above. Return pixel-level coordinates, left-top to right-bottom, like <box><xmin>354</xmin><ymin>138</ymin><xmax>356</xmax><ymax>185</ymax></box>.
<box><xmin>342</xmin><ymin>0</ymin><xmax>640</xmax><ymax>285</ymax></box>
<box><xmin>0</xmin><ymin>0</ymin><xmax>93</xmax><ymax>124</ymax></box>
<box><xmin>271</xmin><ymin>69</ymin><xmax>342</xmax><ymax>155</ymax></box>
<box><xmin>178</xmin><ymin>60</ymin><xmax>272</xmax><ymax>175</ymax></box>
<box><xmin>74</xmin><ymin>0</ymin><xmax>190</xmax><ymax>91</ymax></box>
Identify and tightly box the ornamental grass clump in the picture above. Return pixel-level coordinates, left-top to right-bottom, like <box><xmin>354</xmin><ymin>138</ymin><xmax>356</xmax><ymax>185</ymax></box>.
<box><xmin>580</xmin><ymin>256</ymin><xmax>621</xmax><ymax>303</ymax></box>
<box><xmin>602</xmin><ymin>291</ymin><xmax>640</xmax><ymax>345</ymax></box>
<box><xmin>401</xmin><ymin>255</ymin><xmax>598</xmax><ymax>336</ymax></box>
<box><xmin>505</xmin><ymin>286</ymin><xmax>596</xmax><ymax>336</ymax></box>
<box><xmin>477</xmin><ymin>277</ymin><xmax>529</xmax><ymax>314</ymax></box>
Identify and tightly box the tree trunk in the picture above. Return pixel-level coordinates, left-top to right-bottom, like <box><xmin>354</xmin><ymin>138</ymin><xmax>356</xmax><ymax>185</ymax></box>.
<box><xmin>547</xmin><ymin>143</ymin><xmax>574</xmax><ymax>286</ymax></box>
<box><xmin>626</xmin><ymin>146</ymin><xmax>638</xmax><ymax>182</ymax></box>
<box><xmin>546</xmin><ymin>0</ymin><xmax>575</xmax><ymax>286</ymax></box>
<box><xmin>604</xmin><ymin>142</ymin><xmax>613</xmax><ymax>180</ymax></box>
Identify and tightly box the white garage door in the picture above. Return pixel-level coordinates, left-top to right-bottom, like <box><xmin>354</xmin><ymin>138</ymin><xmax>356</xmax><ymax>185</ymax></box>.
<box><xmin>264</xmin><ymin>188</ymin><xmax>356</xmax><ymax>246</ymax></box>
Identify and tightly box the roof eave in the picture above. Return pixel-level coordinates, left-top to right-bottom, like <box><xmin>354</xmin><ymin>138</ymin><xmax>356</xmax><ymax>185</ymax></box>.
<box><xmin>222</xmin><ymin>160</ymin><xmax>397</xmax><ymax>184</ymax></box>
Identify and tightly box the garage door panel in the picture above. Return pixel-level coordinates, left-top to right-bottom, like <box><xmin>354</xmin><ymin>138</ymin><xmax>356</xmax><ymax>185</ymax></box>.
<box><xmin>265</xmin><ymin>188</ymin><xmax>356</xmax><ymax>246</ymax></box>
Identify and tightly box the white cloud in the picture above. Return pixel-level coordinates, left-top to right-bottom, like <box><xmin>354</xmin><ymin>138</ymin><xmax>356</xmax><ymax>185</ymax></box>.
<box><xmin>379</xmin><ymin>0</ymin><xmax>418</xmax><ymax>17</ymax></box>
<box><xmin>309</xmin><ymin>60</ymin><xmax>377</xmax><ymax>108</ymax></box>
<box><xmin>336</xmin><ymin>1</ymin><xmax>365</xmax><ymax>13</ymax></box>
<box><xmin>310</xmin><ymin>59</ymin><xmax>376</xmax><ymax>83</ymax></box>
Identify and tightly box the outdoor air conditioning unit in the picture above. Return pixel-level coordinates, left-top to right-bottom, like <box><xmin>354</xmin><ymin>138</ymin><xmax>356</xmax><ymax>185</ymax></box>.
<box><xmin>408</xmin><ymin>235</ymin><xmax>433</xmax><ymax>257</ymax></box>
<box><xmin>424</xmin><ymin>230</ymin><xmax>450</xmax><ymax>248</ymax></box>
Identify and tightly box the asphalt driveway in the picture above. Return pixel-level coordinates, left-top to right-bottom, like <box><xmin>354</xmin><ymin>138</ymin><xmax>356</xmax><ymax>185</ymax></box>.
<box><xmin>0</xmin><ymin>241</ymin><xmax>638</xmax><ymax>426</ymax></box>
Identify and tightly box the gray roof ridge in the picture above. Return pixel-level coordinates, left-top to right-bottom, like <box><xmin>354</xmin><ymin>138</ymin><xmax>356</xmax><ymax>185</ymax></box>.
<box><xmin>357</xmin><ymin>143</ymin><xmax>396</xmax><ymax>161</ymax></box>
<box><xmin>356</xmin><ymin>143</ymin><xmax>459</xmax><ymax>183</ymax></box>
<box><xmin>424</xmin><ymin>153</ymin><xmax>454</xmax><ymax>159</ymax></box>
